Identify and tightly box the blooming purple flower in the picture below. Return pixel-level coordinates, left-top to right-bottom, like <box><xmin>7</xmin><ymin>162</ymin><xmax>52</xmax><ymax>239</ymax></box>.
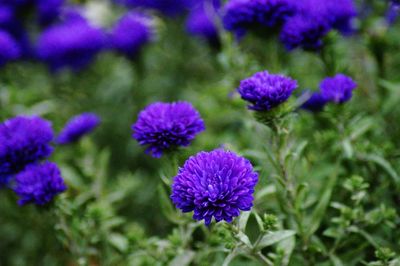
<box><xmin>0</xmin><ymin>30</ymin><xmax>21</xmax><ymax>67</ymax></box>
<box><xmin>57</xmin><ymin>113</ymin><xmax>101</xmax><ymax>145</ymax></box>
<box><xmin>320</xmin><ymin>74</ymin><xmax>357</xmax><ymax>104</ymax></box>
<box><xmin>115</xmin><ymin>0</ymin><xmax>193</xmax><ymax>16</ymax></box>
<box><xmin>14</xmin><ymin>162</ymin><xmax>66</xmax><ymax>205</ymax></box>
<box><xmin>0</xmin><ymin>116</ymin><xmax>54</xmax><ymax>186</ymax></box>
<box><xmin>300</xmin><ymin>91</ymin><xmax>328</xmax><ymax>112</ymax></box>
<box><xmin>387</xmin><ymin>0</ymin><xmax>400</xmax><ymax>24</ymax></box>
<box><xmin>280</xmin><ymin>14</ymin><xmax>330</xmax><ymax>51</ymax></box>
<box><xmin>36</xmin><ymin>12</ymin><xmax>105</xmax><ymax>71</ymax></box>
<box><xmin>238</xmin><ymin>71</ymin><xmax>298</xmax><ymax>111</ymax></box>
<box><xmin>222</xmin><ymin>0</ymin><xmax>296</xmax><ymax>37</ymax></box>
<box><xmin>171</xmin><ymin>149</ymin><xmax>258</xmax><ymax>225</ymax></box>
<box><xmin>186</xmin><ymin>1</ymin><xmax>220</xmax><ymax>45</ymax></box>
<box><xmin>36</xmin><ymin>0</ymin><xmax>65</xmax><ymax>26</ymax></box>
<box><xmin>132</xmin><ymin>102</ymin><xmax>205</xmax><ymax>158</ymax></box>
<box><xmin>110</xmin><ymin>11</ymin><xmax>155</xmax><ymax>59</ymax></box>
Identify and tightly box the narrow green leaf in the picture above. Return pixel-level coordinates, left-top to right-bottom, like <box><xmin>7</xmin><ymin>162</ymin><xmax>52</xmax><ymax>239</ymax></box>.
<box><xmin>169</xmin><ymin>250</ymin><xmax>195</xmax><ymax>266</ymax></box>
<box><xmin>109</xmin><ymin>233</ymin><xmax>129</xmax><ymax>253</ymax></box>
<box><xmin>238</xmin><ymin>211</ymin><xmax>251</xmax><ymax>232</ymax></box>
<box><xmin>235</xmin><ymin>231</ymin><xmax>253</xmax><ymax>249</ymax></box>
<box><xmin>255</xmin><ymin>230</ymin><xmax>296</xmax><ymax>251</ymax></box>
<box><xmin>277</xmin><ymin>235</ymin><xmax>296</xmax><ymax>266</ymax></box>
<box><xmin>158</xmin><ymin>184</ymin><xmax>181</xmax><ymax>224</ymax></box>
<box><xmin>306</xmin><ymin>167</ymin><xmax>338</xmax><ymax>237</ymax></box>
<box><xmin>357</xmin><ymin>153</ymin><xmax>400</xmax><ymax>186</ymax></box>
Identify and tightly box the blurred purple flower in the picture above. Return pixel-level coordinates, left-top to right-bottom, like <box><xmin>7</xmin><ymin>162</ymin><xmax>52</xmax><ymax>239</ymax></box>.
<box><xmin>300</xmin><ymin>91</ymin><xmax>328</xmax><ymax>112</ymax></box>
<box><xmin>36</xmin><ymin>12</ymin><xmax>105</xmax><ymax>71</ymax></box>
<box><xmin>0</xmin><ymin>116</ymin><xmax>54</xmax><ymax>187</ymax></box>
<box><xmin>57</xmin><ymin>113</ymin><xmax>101</xmax><ymax>145</ymax></box>
<box><xmin>320</xmin><ymin>74</ymin><xmax>357</xmax><ymax>104</ymax></box>
<box><xmin>115</xmin><ymin>0</ymin><xmax>193</xmax><ymax>16</ymax></box>
<box><xmin>0</xmin><ymin>30</ymin><xmax>21</xmax><ymax>67</ymax></box>
<box><xmin>14</xmin><ymin>162</ymin><xmax>66</xmax><ymax>205</ymax></box>
<box><xmin>110</xmin><ymin>11</ymin><xmax>155</xmax><ymax>59</ymax></box>
<box><xmin>132</xmin><ymin>101</ymin><xmax>205</xmax><ymax>158</ymax></box>
<box><xmin>222</xmin><ymin>0</ymin><xmax>296</xmax><ymax>37</ymax></box>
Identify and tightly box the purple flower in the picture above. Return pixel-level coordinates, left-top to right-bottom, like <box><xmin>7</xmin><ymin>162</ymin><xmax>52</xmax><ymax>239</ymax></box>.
<box><xmin>238</xmin><ymin>71</ymin><xmax>298</xmax><ymax>111</ymax></box>
<box><xmin>36</xmin><ymin>0</ymin><xmax>65</xmax><ymax>26</ymax></box>
<box><xmin>0</xmin><ymin>30</ymin><xmax>21</xmax><ymax>67</ymax></box>
<box><xmin>57</xmin><ymin>113</ymin><xmax>101</xmax><ymax>145</ymax></box>
<box><xmin>171</xmin><ymin>149</ymin><xmax>258</xmax><ymax>225</ymax></box>
<box><xmin>132</xmin><ymin>102</ymin><xmax>205</xmax><ymax>158</ymax></box>
<box><xmin>300</xmin><ymin>91</ymin><xmax>328</xmax><ymax>112</ymax></box>
<box><xmin>320</xmin><ymin>74</ymin><xmax>357</xmax><ymax>104</ymax></box>
<box><xmin>110</xmin><ymin>11</ymin><xmax>155</xmax><ymax>59</ymax></box>
<box><xmin>36</xmin><ymin>12</ymin><xmax>105</xmax><ymax>71</ymax></box>
<box><xmin>387</xmin><ymin>1</ymin><xmax>400</xmax><ymax>25</ymax></box>
<box><xmin>222</xmin><ymin>0</ymin><xmax>296</xmax><ymax>37</ymax></box>
<box><xmin>186</xmin><ymin>1</ymin><xmax>220</xmax><ymax>45</ymax></box>
<box><xmin>115</xmin><ymin>0</ymin><xmax>193</xmax><ymax>16</ymax></box>
<box><xmin>14</xmin><ymin>162</ymin><xmax>66</xmax><ymax>205</ymax></box>
<box><xmin>280</xmin><ymin>14</ymin><xmax>330</xmax><ymax>51</ymax></box>
<box><xmin>0</xmin><ymin>116</ymin><xmax>54</xmax><ymax>186</ymax></box>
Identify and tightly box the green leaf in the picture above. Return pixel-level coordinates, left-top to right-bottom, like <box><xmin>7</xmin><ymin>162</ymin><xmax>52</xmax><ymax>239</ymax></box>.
<box><xmin>238</xmin><ymin>211</ymin><xmax>251</xmax><ymax>232</ymax></box>
<box><xmin>255</xmin><ymin>230</ymin><xmax>296</xmax><ymax>251</ymax></box>
<box><xmin>277</xmin><ymin>235</ymin><xmax>296</xmax><ymax>266</ymax></box>
<box><xmin>356</xmin><ymin>153</ymin><xmax>400</xmax><ymax>186</ymax></box>
<box><xmin>235</xmin><ymin>231</ymin><xmax>253</xmax><ymax>249</ymax></box>
<box><xmin>169</xmin><ymin>250</ymin><xmax>195</xmax><ymax>266</ymax></box>
<box><xmin>109</xmin><ymin>233</ymin><xmax>129</xmax><ymax>253</ymax></box>
<box><xmin>306</xmin><ymin>166</ymin><xmax>338</xmax><ymax>237</ymax></box>
<box><xmin>158</xmin><ymin>184</ymin><xmax>182</xmax><ymax>224</ymax></box>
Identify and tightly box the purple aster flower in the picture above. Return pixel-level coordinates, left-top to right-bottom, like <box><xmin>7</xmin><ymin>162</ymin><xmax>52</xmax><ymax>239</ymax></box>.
<box><xmin>110</xmin><ymin>11</ymin><xmax>155</xmax><ymax>59</ymax></box>
<box><xmin>0</xmin><ymin>30</ymin><xmax>21</xmax><ymax>67</ymax></box>
<box><xmin>222</xmin><ymin>0</ymin><xmax>296</xmax><ymax>37</ymax></box>
<box><xmin>132</xmin><ymin>101</ymin><xmax>205</xmax><ymax>158</ymax></box>
<box><xmin>0</xmin><ymin>116</ymin><xmax>54</xmax><ymax>186</ymax></box>
<box><xmin>186</xmin><ymin>1</ymin><xmax>220</xmax><ymax>46</ymax></box>
<box><xmin>300</xmin><ymin>91</ymin><xmax>328</xmax><ymax>112</ymax></box>
<box><xmin>56</xmin><ymin>113</ymin><xmax>101</xmax><ymax>145</ymax></box>
<box><xmin>171</xmin><ymin>149</ymin><xmax>258</xmax><ymax>225</ymax></box>
<box><xmin>36</xmin><ymin>12</ymin><xmax>105</xmax><ymax>71</ymax></box>
<box><xmin>115</xmin><ymin>0</ymin><xmax>193</xmax><ymax>16</ymax></box>
<box><xmin>387</xmin><ymin>1</ymin><xmax>400</xmax><ymax>25</ymax></box>
<box><xmin>320</xmin><ymin>74</ymin><xmax>357</xmax><ymax>104</ymax></box>
<box><xmin>237</xmin><ymin>71</ymin><xmax>298</xmax><ymax>111</ymax></box>
<box><xmin>14</xmin><ymin>162</ymin><xmax>67</xmax><ymax>206</ymax></box>
<box><xmin>280</xmin><ymin>14</ymin><xmax>330</xmax><ymax>51</ymax></box>
<box><xmin>36</xmin><ymin>0</ymin><xmax>65</xmax><ymax>26</ymax></box>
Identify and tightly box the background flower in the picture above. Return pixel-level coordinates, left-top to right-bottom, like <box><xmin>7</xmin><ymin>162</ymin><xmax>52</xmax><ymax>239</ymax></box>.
<box><xmin>0</xmin><ymin>116</ymin><xmax>54</xmax><ymax>186</ymax></box>
<box><xmin>14</xmin><ymin>162</ymin><xmax>66</xmax><ymax>205</ymax></box>
<box><xmin>237</xmin><ymin>70</ymin><xmax>298</xmax><ymax>111</ymax></box>
<box><xmin>320</xmin><ymin>74</ymin><xmax>357</xmax><ymax>104</ymax></box>
<box><xmin>57</xmin><ymin>113</ymin><xmax>101</xmax><ymax>145</ymax></box>
<box><xmin>132</xmin><ymin>102</ymin><xmax>205</xmax><ymax>158</ymax></box>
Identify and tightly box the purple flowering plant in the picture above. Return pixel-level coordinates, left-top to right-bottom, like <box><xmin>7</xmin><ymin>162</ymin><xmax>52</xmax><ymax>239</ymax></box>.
<box><xmin>1</xmin><ymin>0</ymin><xmax>400</xmax><ymax>265</ymax></box>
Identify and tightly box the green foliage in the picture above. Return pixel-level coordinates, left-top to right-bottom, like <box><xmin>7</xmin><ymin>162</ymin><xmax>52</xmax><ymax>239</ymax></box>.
<box><xmin>2</xmin><ymin>1</ymin><xmax>400</xmax><ymax>265</ymax></box>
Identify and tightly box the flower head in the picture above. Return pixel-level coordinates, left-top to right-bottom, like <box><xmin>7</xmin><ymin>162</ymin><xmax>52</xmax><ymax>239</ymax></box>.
<box><xmin>115</xmin><ymin>0</ymin><xmax>192</xmax><ymax>16</ymax></box>
<box><xmin>110</xmin><ymin>11</ymin><xmax>155</xmax><ymax>59</ymax></box>
<box><xmin>57</xmin><ymin>113</ymin><xmax>101</xmax><ymax>145</ymax></box>
<box><xmin>0</xmin><ymin>30</ymin><xmax>21</xmax><ymax>67</ymax></box>
<box><xmin>222</xmin><ymin>0</ymin><xmax>295</xmax><ymax>36</ymax></box>
<box><xmin>186</xmin><ymin>1</ymin><xmax>220</xmax><ymax>45</ymax></box>
<box><xmin>320</xmin><ymin>74</ymin><xmax>357</xmax><ymax>104</ymax></box>
<box><xmin>0</xmin><ymin>116</ymin><xmax>54</xmax><ymax>186</ymax></box>
<box><xmin>36</xmin><ymin>0</ymin><xmax>65</xmax><ymax>26</ymax></box>
<box><xmin>300</xmin><ymin>91</ymin><xmax>328</xmax><ymax>112</ymax></box>
<box><xmin>36</xmin><ymin>12</ymin><xmax>105</xmax><ymax>71</ymax></box>
<box><xmin>238</xmin><ymin>71</ymin><xmax>298</xmax><ymax>111</ymax></box>
<box><xmin>280</xmin><ymin>14</ymin><xmax>330</xmax><ymax>51</ymax></box>
<box><xmin>132</xmin><ymin>102</ymin><xmax>205</xmax><ymax>158</ymax></box>
<box><xmin>14</xmin><ymin>162</ymin><xmax>66</xmax><ymax>205</ymax></box>
<box><xmin>171</xmin><ymin>149</ymin><xmax>259</xmax><ymax>225</ymax></box>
